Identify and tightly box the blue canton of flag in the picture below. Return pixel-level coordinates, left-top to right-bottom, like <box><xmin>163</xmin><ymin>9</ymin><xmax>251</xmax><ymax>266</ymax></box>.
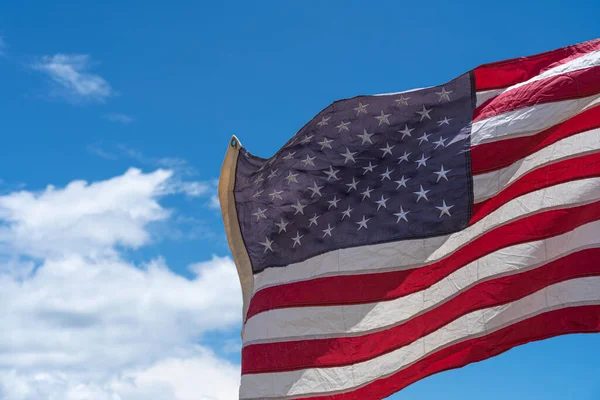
<box><xmin>233</xmin><ymin>72</ymin><xmax>474</xmax><ymax>273</ymax></box>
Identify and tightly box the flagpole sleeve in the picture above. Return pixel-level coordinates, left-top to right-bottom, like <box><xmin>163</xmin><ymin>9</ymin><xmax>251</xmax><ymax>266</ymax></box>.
<box><xmin>218</xmin><ymin>135</ymin><xmax>254</xmax><ymax>325</ymax></box>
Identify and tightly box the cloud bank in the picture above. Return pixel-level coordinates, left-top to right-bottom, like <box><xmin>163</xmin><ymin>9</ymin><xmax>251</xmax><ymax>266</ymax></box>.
<box><xmin>0</xmin><ymin>168</ymin><xmax>242</xmax><ymax>399</ymax></box>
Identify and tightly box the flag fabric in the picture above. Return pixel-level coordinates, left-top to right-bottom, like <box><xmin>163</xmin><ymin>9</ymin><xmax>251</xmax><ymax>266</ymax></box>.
<box><xmin>218</xmin><ymin>38</ymin><xmax>600</xmax><ymax>399</ymax></box>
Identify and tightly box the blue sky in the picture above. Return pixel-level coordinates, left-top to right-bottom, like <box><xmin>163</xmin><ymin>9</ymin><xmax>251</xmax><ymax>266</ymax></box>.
<box><xmin>0</xmin><ymin>1</ymin><xmax>598</xmax><ymax>399</ymax></box>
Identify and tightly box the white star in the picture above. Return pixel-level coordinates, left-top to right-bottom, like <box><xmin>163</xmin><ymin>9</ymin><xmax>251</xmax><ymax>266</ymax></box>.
<box><xmin>252</xmin><ymin>189</ymin><xmax>264</xmax><ymax>198</ymax></box>
<box><xmin>291</xmin><ymin>199</ymin><xmax>306</xmax><ymax>215</ymax></box>
<box><xmin>300</xmin><ymin>134</ymin><xmax>314</xmax><ymax>144</ymax></box>
<box><xmin>415</xmin><ymin>154</ymin><xmax>430</xmax><ymax>169</ymax></box>
<box><xmin>356</xmin><ymin>215</ymin><xmax>371</xmax><ymax>230</ymax></box>
<box><xmin>285</xmin><ymin>171</ymin><xmax>299</xmax><ymax>184</ymax></box>
<box><xmin>269</xmin><ymin>189</ymin><xmax>283</xmax><ymax>200</ymax></box>
<box><xmin>434</xmin><ymin>165</ymin><xmax>451</xmax><ymax>182</ymax></box>
<box><xmin>380</xmin><ymin>143</ymin><xmax>395</xmax><ymax>158</ymax></box>
<box><xmin>380</xmin><ymin>167</ymin><xmax>394</xmax><ymax>181</ymax></box>
<box><xmin>292</xmin><ymin>231</ymin><xmax>303</xmax><ymax>247</ymax></box>
<box><xmin>375</xmin><ymin>195</ymin><xmax>389</xmax><ymax>210</ymax></box>
<box><xmin>267</xmin><ymin>169</ymin><xmax>279</xmax><ymax>179</ymax></box>
<box><xmin>354</xmin><ymin>102</ymin><xmax>369</xmax><ymax>115</ymax></box>
<box><xmin>399</xmin><ymin>124</ymin><xmax>414</xmax><ymax>139</ymax></box>
<box><xmin>327</xmin><ymin>196</ymin><xmax>340</xmax><ymax>209</ymax></box>
<box><xmin>284</xmin><ymin>137</ymin><xmax>297</xmax><ymax>149</ymax></box>
<box><xmin>346</xmin><ymin>177</ymin><xmax>359</xmax><ymax>192</ymax></box>
<box><xmin>336</xmin><ymin>121</ymin><xmax>351</xmax><ymax>132</ymax></box>
<box><xmin>357</xmin><ymin>129</ymin><xmax>374</xmax><ymax>145</ymax></box>
<box><xmin>436</xmin><ymin>199</ymin><xmax>454</xmax><ymax>217</ymax></box>
<box><xmin>413</xmin><ymin>185</ymin><xmax>430</xmax><ymax>202</ymax></box>
<box><xmin>341</xmin><ymin>205</ymin><xmax>354</xmax><ymax>220</ymax></box>
<box><xmin>395</xmin><ymin>95</ymin><xmax>410</xmax><ymax>106</ymax></box>
<box><xmin>340</xmin><ymin>147</ymin><xmax>357</xmax><ymax>164</ymax></box>
<box><xmin>417</xmin><ymin>105</ymin><xmax>432</xmax><ymax>121</ymax></box>
<box><xmin>324</xmin><ymin>165</ymin><xmax>340</xmax><ymax>181</ymax></box>
<box><xmin>308</xmin><ymin>181</ymin><xmax>323</xmax><ymax>198</ymax></box>
<box><xmin>433</xmin><ymin>136</ymin><xmax>447</xmax><ymax>149</ymax></box>
<box><xmin>275</xmin><ymin>218</ymin><xmax>289</xmax><ymax>233</ymax></box>
<box><xmin>436</xmin><ymin>87</ymin><xmax>452</xmax><ymax>102</ymax></box>
<box><xmin>362</xmin><ymin>161</ymin><xmax>377</xmax><ymax>175</ymax></box>
<box><xmin>260</xmin><ymin>237</ymin><xmax>274</xmax><ymax>253</ymax></box>
<box><xmin>437</xmin><ymin>117</ymin><xmax>452</xmax><ymax>126</ymax></box>
<box><xmin>397</xmin><ymin>151</ymin><xmax>411</xmax><ymax>164</ymax></box>
<box><xmin>252</xmin><ymin>207</ymin><xmax>267</xmax><ymax>221</ymax></box>
<box><xmin>301</xmin><ymin>154</ymin><xmax>316</xmax><ymax>167</ymax></box>
<box><xmin>360</xmin><ymin>186</ymin><xmax>373</xmax><ymax>200</ymax></box>
<box><xmin>394</xmin><ymin>206</ymin><xmax>410</xmax><ymax>223</ymax></box>
<box><xmin>253</xmin><ymin>174</ymin><xmax>264</xmax><ymax>185</ymax></box>
<box><xmin>417</xmin><ymin>132</ymin><xmax>431</xmax><ymax>145</ymax></box>
<box><xmin>375</xmin><ymin>110</ymin><xmax>392</xmax><ymax>126</ymax></box>
<box><xmin>318</xmin><ymin>137</ymin><xmax>334</xmax><ymax>149</ymax></box>
<box><xmin>308</xmin><ymin>213</ymin><xmax>320</xmax><ymax>227</ymax></box>
<box><xmin>317</xmin><ymin>116</ymin><xmax>331</xmax><ymax>127</ymax></box>
<box><xmin>395</xmin><ymin>175</ymin><xmax>410</xmax><ymax>189</ymax></box>
<box><xmin>283</xmin><ymin>152</ymin><xmax>296</xmax><ymax>161</ymax></box>
<box><xmin>322</xmin><ymin>224</ymin><xmax>335</xmax><ymax>238</ymax></box>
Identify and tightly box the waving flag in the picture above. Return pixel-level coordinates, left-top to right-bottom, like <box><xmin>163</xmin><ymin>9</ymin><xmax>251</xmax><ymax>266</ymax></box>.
<box><xmin>218</xmin><ymin>38</ymin><xmax>600</xmax><ymax>399</ymax></box>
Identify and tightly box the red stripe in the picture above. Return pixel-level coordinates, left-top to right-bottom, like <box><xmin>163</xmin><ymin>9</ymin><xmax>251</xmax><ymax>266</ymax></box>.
<box><xmin>473</xmin><ymin>65</ymin><xmax>600</xmax><ymax>122</ymax></box>
<box><xmin>245</xmin><ymin>200</ymin><xmax>600</xmax><ymax>320</ymax></box>
<box><xmin>474</xmin><ymin>38</ymin><xmax>600</xmax><ymax>91</ymax></box>
<box><xmin>471</xmin><ymin>152</ymin><xmax>600</xmax><ymax>224</ymax></box>
<box><xmin>242</xmin><ymin>249</ymin><xmax>600</xmax><ymax>374</ymax></box>
<box><xmin>471</xmin><ymin>105</ymin><xmax>600</xmax><ymax>174</ymax></box>
<box><xmin>303</xmin><ymin>305</ymin><xmax>600</xmax><ymax>400</ymax></box>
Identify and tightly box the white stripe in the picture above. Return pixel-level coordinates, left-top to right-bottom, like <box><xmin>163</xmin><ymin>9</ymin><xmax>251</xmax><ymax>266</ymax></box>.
<box><xmin>244</xmin><ymin>220</ymin><xmax>600</xmax><ymax>343</ymax></box>
<box><xmin>471</xmin><ymin>94</ymin><xmax>600</xmax><ymax>146</ymax></box>
<box><xmin>253</xmin><ymin>177</ymin><xmax>600</xmax><ymax>292</ymax></box>
<box><xmin>473</xmin><ymin>127</ymin><xmax>600</xmax><ymax>202</ymax></box>
<box><xmin>476</xmin><ymin>89</ymin><xmax>503</xmax><ymax>107</ymax></box>
<box><xmin>375</xmin><ymin>86</ymin><xmax>431</xmax><ymax>96</ymax></box>
<box><xmin>508</xmin><ymin>50</ymin><xmax>600</xmax><ymax>93</ymax></box>
<box><xmin>474</xmin><ymin>50</ymin><xmax>600</xmax><ymax>107</ymax></box>
<box><xmin>240</xmin><ymin>277</ymin><xmax>600</xmax><ymax>398</ymax></box>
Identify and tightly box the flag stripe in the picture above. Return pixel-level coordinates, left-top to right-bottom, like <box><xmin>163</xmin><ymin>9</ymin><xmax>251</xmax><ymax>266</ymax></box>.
<box><xmin>244</xmin><ymin>220</ymin><xmax>600</xmax><ymax>345</ymax></box>
<box><xmin>470</xmin><ymin>93</ymin><xmax>600</xmax><ymax>146</ymax></box>
<box><xmin>242</xmin><ymin>246</ymin><xmax>600</xmax><ymax>373</ymax></box>
<box><xmin>472</xmin><ymin>128</ymin><xmax>600</xmax><ymax>202</ymax></box>
<box><xmin>244</xmin><ymin>200</ymin><xmax>600</xmax><ymax>337</ymax></box>
<box><xmin>473</xmin><ymin>50</ymin><xmax>600</xmax><ymax>114</ymax></box>
<box><xmin>471</xmin><ymin>105</ymin><xmax>600</xmax><ymax>174</ymax></box>
<box><xmin>475</xmin><ymin>88</ymin><xmax>503</xmax><ymax>107</ymax></box>
<box><xmin>504</xmin><ymin>49</ymin><xmax>600</xmax><ymax>93</ymax></box>
<box><xmin>303</xmin><ymin>305</ymin><xmax>600</xmax><ymax>400</ymax></box>
<box><xmin>473</xmin><ymin>65</ymin><xmax>600</xmax><ymax>123</ymax></box>
<box><xmin>251</xmin><ymin>177</ymin><xmax>600</xmax><ymax>295</ymax></box>
<box><xmin>473</xmin><ymin>38</ymin><xmax>600</xmax><ymax>91</ymax></box>
<box><xmin>239</xmin><ymin>277</ymin><xmax>600</xmax><ymax>399</ymax></box>
<box><xmin>471</xmin><ymin>152</ymin><xmax>600</xmax><ymax>224</ymax></box>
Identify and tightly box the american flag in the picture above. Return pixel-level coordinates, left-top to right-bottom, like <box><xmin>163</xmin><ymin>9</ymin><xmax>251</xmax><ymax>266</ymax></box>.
<box><xmin>218</xmin><ymin>38</ymin><xmax>600</xmax><ymax>399</ymax></box>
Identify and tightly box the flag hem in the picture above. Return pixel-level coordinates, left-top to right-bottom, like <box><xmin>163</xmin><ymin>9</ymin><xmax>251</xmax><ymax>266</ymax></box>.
<box><xmin>218</xmin><ymin>135</ymin><xmax>255</xmax><ymax>326</ymax></box>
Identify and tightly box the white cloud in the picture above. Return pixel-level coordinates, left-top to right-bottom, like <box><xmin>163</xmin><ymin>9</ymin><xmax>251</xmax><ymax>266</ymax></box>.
<box><xmin>88</xmin><ymin>143</ymin><xmax>220</xmax><ymax>203</ymax></box>
<box><xmin>0</xmin><ymin>348</ymin><xmax>240</xmax><ymax>400</ymax></box>
<box><xmin>0</xmin><ymin>169</ymin><xmax>243</xmax><ymax>399</ymax></box>
<box><xmin>0</xmin><ymin>168</ymin><xmax>172</xmax><ymax>258</ymax></box>
<box><xmin>105</xmin><ymin>113</ymin><xmax>135</xmax><ymax>124</ymax></box>
<box><xmin>86</xmin><ymin>142</ymin><xmax>118</xmax><ymax>160</ymax></box>
<box><xmin>209</xmin><ymin>194</ymin><xmax>221</xmax><ymax>209</ymax></box>
<box><xmin>32</xmin><ymin>54</ymin><xmax>113</xmax><ymax>103</ymax></box>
